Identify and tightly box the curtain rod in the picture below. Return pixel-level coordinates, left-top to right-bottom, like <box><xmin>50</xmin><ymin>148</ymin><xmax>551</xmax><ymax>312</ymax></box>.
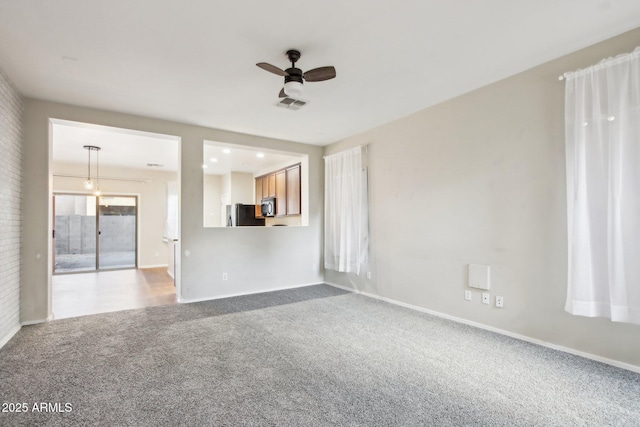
<box><xmin>558</xmin><ymin>46</ymin><xmax>640</xmax><ymax>81</ymax></box>
<box><xmin>323</xmin><ymin>144</ymin><xmax>368</xmax><ymax>159</ymax></box>
<box><xmin>53</xmin><ymin>174</ymin><xmax>152</xmax><ymax>184</ymax></box>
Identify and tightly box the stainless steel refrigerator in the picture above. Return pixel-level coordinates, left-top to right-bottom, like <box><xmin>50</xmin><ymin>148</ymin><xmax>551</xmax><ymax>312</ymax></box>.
<box><xmin>226</xmin><ymin>204</ymin><xmax>265</xmax><ymax>227</ymax></box>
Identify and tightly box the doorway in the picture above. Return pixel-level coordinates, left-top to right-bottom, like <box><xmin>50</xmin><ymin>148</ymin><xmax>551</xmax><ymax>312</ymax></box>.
<box><xmin>50</xmin><ymin>119</ymin><xmax>181</xmax><ymax>319</ymax></box>
<box><xmin>53</xmin><ymin>194</ymin><xmax>138</xmax><ymax>274</ymax></box>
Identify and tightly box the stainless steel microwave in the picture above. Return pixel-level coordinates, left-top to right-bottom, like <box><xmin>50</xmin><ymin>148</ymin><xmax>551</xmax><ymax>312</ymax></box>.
<box><xmin>261</xmin><ymin>197</ymin><xmax>276</xmax><ymax>217</ymax></box>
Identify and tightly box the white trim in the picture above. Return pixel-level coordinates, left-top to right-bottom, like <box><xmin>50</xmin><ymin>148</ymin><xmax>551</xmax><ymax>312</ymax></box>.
<box><xmin>180</xmin><ymin>282</ymin><xmax>324</xmax><ymax>304</ymax></box>
<box><xmin>326</xmin><ymin>282</ymin><xmax>640</xmax><ymax>374</ymax></box>
<box><xmin>138</xmin><ymin>264</ymin><xmax>169</xmax><ymax>269</ymax></box>
<box><xmin>21</xmin><ymin>315</ymin><xmax>53</xmax><ymax>326</ymax></box>
<box><xmin>0</xmin><ymin>324</ymin><xmax>21</xmax><ymax>349</ymax></box>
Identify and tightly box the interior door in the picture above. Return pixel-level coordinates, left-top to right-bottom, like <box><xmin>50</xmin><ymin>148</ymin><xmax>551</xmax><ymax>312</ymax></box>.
<box><xmin>97</xmin><ymin>196</ymin><xmax>137</xmax><ymax>270</ymax></box>
<box><xmin>53</xmin><ymin>194</ymin><xmax>97</xmax><ymax>273</ymax></box>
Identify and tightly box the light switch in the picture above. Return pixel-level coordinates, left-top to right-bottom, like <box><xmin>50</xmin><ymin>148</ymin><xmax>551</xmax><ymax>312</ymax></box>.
<box><xmin>468</xmin><ymin>264</ymin><xmax>490</xmax><ymax>290</ymax></box>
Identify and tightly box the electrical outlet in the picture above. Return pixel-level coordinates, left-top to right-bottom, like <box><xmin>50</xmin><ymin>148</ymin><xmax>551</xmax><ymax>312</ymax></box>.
<box><xmin>496</xmin><ymin>296</ymin><xmax>504</xmax><ymax>308</ymax></box>
<box><xmin>222</xmin><ymin>272</ymin><xmax>228</xmax><ymax>281</ymax></box>
<box><xmin>366</xmin><ymin>271</ymin><xmax>372</xmax><ymax>279</ymax></box>
<box><xmin>482</xmin><ymin>292</ymin><xmax>490</xmax><ymax>304</ymax></box>
<box><xmin>464</xmin><ymin>290</ymin><xmax>472</xmax><ymax>301</ymax></box>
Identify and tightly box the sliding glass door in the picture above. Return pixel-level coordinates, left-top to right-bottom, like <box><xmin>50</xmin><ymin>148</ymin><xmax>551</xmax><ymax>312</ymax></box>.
<box><xmin>53</xmin><ymin>194</ymin><xmax>137</xmax><ymax>274</ymax></box>
<box><xmin>53</xmin><ymin>195</ymin><xmax>97</xmax><ymax>273</ymax></box>
<box><xmin>97</xmin><ymin>196</ymin><xmax>137</xmax><ymax>270</ymax></box>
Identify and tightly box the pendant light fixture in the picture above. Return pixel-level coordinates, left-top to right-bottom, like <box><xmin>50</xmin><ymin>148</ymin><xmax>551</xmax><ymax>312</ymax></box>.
<box><xmin>93</xmin><ymin>146</ymin><xmax>102</xmax><ymax>196</ymax></box>
<box><xmin>82</xmin><ymin>145</ymin><xmax>101</xmax><ymax>195</ymax></box>
<box><xmin>83</xmin><ymin>145</ymin><xmax>94</xmax><ymax>189</ymax></box>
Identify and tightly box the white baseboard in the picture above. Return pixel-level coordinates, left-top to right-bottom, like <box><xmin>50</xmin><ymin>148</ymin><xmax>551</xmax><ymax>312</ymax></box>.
<box><xmin>0</xmin><ymin>324</ymin><xmax>21</xmax><ymax>350</ymax></box>
<box><xmin>21</xmin><ymin>315</ymin><xmax>53</xmax><ymax>326</ymax></box>
<box><xmin>139</xmin><ymin>264</ymin><xmax>169</xmax><ymax>269</ymax></box>
<box><xmin>167</xmin><ymin>268</ymin><xmax>174</xmax><ymax>279</ymax></box>
<box><xmin>180</xmin><ymin>282</ymin><xmax>324</xmax><ymax>304</ymax></box>
<box><xmin>325</xmin><ymin>282</ymin><xmax>640</xmax><ymax>374</ymax></box>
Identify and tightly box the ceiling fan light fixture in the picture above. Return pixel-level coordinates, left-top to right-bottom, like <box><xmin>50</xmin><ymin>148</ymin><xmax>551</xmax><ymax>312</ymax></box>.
<box><xmin>284</xmin><ymin>81</ymin><xmax>303</xmax><ymax>98</ymax></box>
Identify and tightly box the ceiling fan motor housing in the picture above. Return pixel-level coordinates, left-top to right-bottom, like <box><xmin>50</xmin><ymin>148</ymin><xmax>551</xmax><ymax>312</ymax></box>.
<box><xmin>284</xmin><ymin>68</ymin><xmax>304</xmax><ymax>85</ymax></box>
<box><xmin>285</xmin><ymin>50</ymin><xmax>303</xmax><ymax>85</ymax></box>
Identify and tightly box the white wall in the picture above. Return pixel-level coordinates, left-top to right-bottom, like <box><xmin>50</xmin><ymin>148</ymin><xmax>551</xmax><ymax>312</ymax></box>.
<box><xmin>221</xmin><ymin>172</ymin><xmax>231</xmax><ymax>198</ymax></box>
<box><xmin>203</xmin><ymin>174</ymin><xmax>222</xmax><ymax>228</ymax></box>
<box><xmin>52</xmin><ymin>162</ymin><xmax>177</xmax><ymax>268</ymax></box>
<box><xmin>324</xmin><ymin>28</ymin><xmax>640</xmax><ymax>369</ymax></box>
<box><xmin>229</xmin><ymin>172</ymin><xmax>254</xmax><ymax>205</ymax></box>
<box><xmin>0</xmin><ymin>67</ymin><xmax>22</xmax><ymax>346</ymax></box>
<box><xmin>22</xmin><ymin>99</ymin><xmax>324</xmax><ymax>321</ymax></box>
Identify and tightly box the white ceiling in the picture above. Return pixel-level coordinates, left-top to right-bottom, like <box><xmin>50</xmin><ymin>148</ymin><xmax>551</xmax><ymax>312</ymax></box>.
<box><xmin>51</xmin><ymin>120</ymin><xmax>303</xmax><ymax>175</ymax></box>
<box><xmin>203</xmin><ymin>142</ymin><xmax>304</xmax><ymax>176</ymax></box>
<box><xmin>2</xmin><ymin>1</ymin><xmax>640</xmax><ymax>146</ymax></box>
<box><xmin>52</xmin><ymin>120</ymin><xmax>180</xmax><ymax>172</ymax></box>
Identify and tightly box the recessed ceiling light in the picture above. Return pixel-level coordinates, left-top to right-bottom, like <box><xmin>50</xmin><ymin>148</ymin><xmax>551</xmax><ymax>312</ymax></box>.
<box><xmin>202</xmin><ymin>164</ymin><xmax>208</xmax><ymax>169</ymax></box>
<box><xmin>223</xmin><ymin>148</ymin><xmax>231</xmax><ymax>154</ymax></box>
<box><xmin>210</xmin><ymin>157</ymin><xmax>218</xmax><ymax>162</ymax></box>
<box><xmin>256</xmin><ymin>152</ymin><xmax>265</xmax><ymax>158</ymax></box>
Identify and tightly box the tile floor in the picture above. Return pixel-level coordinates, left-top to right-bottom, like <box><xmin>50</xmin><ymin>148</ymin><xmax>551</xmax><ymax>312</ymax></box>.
<box><xmin>52</xmin><ymin>268</ymin><xmax>176</xmax><ymax>319</ymax></box>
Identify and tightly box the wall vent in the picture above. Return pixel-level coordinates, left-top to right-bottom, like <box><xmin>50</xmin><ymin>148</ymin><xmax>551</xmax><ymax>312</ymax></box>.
<box><xmin>276</xmin><ymin>98</ymin><xmax>307</xmax><ymax>110</ymax></box>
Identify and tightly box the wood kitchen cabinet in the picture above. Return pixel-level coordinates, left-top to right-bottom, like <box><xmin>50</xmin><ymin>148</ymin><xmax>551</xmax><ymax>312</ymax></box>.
<box><xmin>286</xmin><ymin>164</ymin><xmax>301</xmax><ymax>215</ymax></box>
<box><xmin>258</xmin><ymin>172</ymin><xmax>276</xmax><ymax>201</ymax></box>
<box><xmin>262</xmin><ymin>175</ymin><xmax>268</xmax><ymax>198</ymax></box>
<box><xmin>275</xmin><ymin>170</ymin><xmax>286</xmax><ymax>216</ymax></box>
<box><xmin>267</xmin><ymin>173</ymin><xmax>276</xmax><ymax>197</ymax></box>
<box><xmin>255</xmin><ymin>163</ymin><xmax>301</xmax><ymax>218</ymax></box>
<box><xmin>255</xmin><ymin>176</ymin><xmax>264</xmax><ymax>217</ymax></box>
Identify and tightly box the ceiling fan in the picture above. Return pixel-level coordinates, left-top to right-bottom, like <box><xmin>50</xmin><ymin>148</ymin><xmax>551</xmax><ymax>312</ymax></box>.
<box><xmin>256</xmin><ymin>49</ymin><xmax>336</xmax><ymax>99</ymax></box>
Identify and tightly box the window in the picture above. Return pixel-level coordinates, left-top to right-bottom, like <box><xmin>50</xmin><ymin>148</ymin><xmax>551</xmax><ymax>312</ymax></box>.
<box><xmin>564</xmin><ymin>47</ymin><xmax>640</xmax><ymax>325</ymax></box>
<box><xmin>324</xmin><ymin>146</ymin><xmax>369</xmax><ymax>274</ymax></box>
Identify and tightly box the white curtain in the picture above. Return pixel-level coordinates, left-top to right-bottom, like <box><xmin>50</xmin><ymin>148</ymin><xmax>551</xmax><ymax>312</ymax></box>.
<box><xmin>564</xmin><ymin>47</ymin><xmax>640</xmax><ymax>324</ymax></box>
<box><xmin>324</xmin><ymin>146</ymin><xmax>369</xmax><ymax>274</ymax></box>
<box><xmin>165</xmin><ymin>181</ymin><xmax>179</xmax><ymax>240</ymax></box>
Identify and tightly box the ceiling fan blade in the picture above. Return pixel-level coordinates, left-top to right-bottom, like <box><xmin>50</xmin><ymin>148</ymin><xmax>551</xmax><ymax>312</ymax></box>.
<box><xmin>257</xmin><ymin>62</ymin><xmax>289</xmax><ymax>77</ymax></box>
<box><xmin>303</xmin><ymin>66</ymin><xmax>336</xmax><ymax>82</ymax></box>
<box><xmin>279</xmin><ymin>88</ymin><xmax>287</xmax><ymax>98</ymax></box>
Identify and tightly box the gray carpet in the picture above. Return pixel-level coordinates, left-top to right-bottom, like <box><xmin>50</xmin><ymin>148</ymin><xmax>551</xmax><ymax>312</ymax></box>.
<box><xmin>1</xmin><ymin>285</ymin><xmax>639</xmax><ymax>426</ymax></box>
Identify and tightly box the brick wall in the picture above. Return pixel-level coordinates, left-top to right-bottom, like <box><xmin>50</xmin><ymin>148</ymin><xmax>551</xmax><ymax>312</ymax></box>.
<box><xmin>0</xmin><ymin>67</ymin><xmax>22</xmax><ymax>348</ymax></box>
